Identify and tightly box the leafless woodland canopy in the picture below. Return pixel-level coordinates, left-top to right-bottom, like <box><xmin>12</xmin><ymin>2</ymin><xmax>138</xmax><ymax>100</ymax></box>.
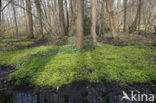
<box><xmin>0</xmin><ymin>0</ymin><xmax>156</xmax><ymax>48</ymax></box>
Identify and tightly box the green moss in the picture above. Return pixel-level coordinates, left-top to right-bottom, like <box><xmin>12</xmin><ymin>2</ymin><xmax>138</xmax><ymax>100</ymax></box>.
<box><xmin>12</xmin><ymin>41</ymin><xmax>34</xmax><ymax>46</ymax></box>
<box><xmin>130</xmin><ymin>41</ymin><xmax>137</xmax><ymax>46</ymax></box>
<box><xmin>0</xmin><ymin>40</ymin><xmax>156</xmax><ymax>88</ymax></box>
<box><xmin>0</xmin><ymin>42</ymin><xmax>7</xmax><ymax>46</ymax></box>
<box><xmin>0</xmin><ymin>39</ymin><xmax>35</xmax><ymax>51</ymax></box>
<box><xmin>0</xmin><ymin>39</ymin><xmax>20</xmax><ymax>43</ymax></box>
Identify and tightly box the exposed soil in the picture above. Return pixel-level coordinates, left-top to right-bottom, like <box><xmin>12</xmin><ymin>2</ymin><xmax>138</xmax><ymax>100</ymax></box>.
<box><xmin>0</xmin><ymin>65</ymin><xmax>16</xmax><ymax>90</ymax></box>
<box><xmin>97</xmin><ymin>37</ymin><xmax>128</xmax><ymax>47</ymax></box>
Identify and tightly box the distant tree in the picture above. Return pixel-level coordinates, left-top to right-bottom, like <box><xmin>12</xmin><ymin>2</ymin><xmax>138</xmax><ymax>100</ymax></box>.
<box><xmin>106</xmin><ymin>0</ymin><xmax>117</xmax><ymax>38</ymax></box>
<box><xmin>26</xmin><ymin>0</ymin><xmax>34</xmax><ymax>39</ymax></box>
<box><xmin>91</xmin><ymin>0</ymin><xmax>97</xmax><ymax>42</ymax></box>
<box><xmin>138</xmin><ymin>0</ymin><xmax>142</xmax><ymax>35</ymax></box>
<box><xmin>1</xmin><ymin>0</ymin><xmax>155</xmax><ymax>38</ymax></box>
<box><xmin>34</xmin><ymin>0</ymin><xmax>44</xmax><ymax>39</ymax></box>
<box><xmin>117</xmin><ymin>0</ymin><xmax>121</xmax><ymax>9</ymax></box>
<box><xmin>68</xmin><ymin>0</ymin><xmax>75</xmax><ymax>36</ymax></box>
<box><xmin>0</xmin><ymin>0</ymin><xmax>2</xmax><ymax>34</ymax></box>
<box><xmin>65</xmin><ymin>0</ymin><xmax>69</xmax><ymax>34</ymax></box>
<box><xmin>154</xmin><ymin>24</ymin><xmax>156</xmax><ymax>33</ymax></box>
<box><xmin>123</xmin><ymin>0</ymin><xmax>127</xmax><ymax>32</ymax></box>
<box><xmin>11</xmin><ymin>0</ymin><xmax>18</xmax><ymax>35</ymax></box>
<box><xmin>76</xmin><ymin>0</ymin><xmax>84</xmax><ymax>49</ymax></box>
<box><xmin>58</xmin><ymin>0</ymin><xmax>65</xmax><ymax>36</ymax></box>
<box><xmin>129</xmin><ymin>0</ymin><xmax>142</xmax><ymax>34</ymax></box>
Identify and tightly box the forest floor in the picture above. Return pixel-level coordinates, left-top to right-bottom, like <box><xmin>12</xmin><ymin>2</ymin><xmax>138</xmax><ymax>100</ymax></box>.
<box><xmin>0</xmin><ymin>33</ymin><xmax>156</xmax><ymax>94</ymax></box>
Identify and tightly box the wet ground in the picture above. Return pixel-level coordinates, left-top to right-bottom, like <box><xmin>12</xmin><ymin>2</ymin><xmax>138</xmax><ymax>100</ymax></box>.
<box><xmin>0</xmin><ymin>65</ymin><xmax>155</xmax><ymax>103</ymax></box>
<box><xmin>0</xmin><ymin>81</ymin><xmax>155</xmax><ymax>103</ymax></box>
<box><xmin>0</xmin><ymin>89</ymin><xmax>122</xmax><ymax>103</ymax></box>
<box><xmin>0</xmin><ymin>46</ymin><xmax>155</xmax><ymax>103</ymax></box>
<box><xmin>0</xmin><ymin>65</ymin><xmax>16</xmax><ymax>89</ymax></box>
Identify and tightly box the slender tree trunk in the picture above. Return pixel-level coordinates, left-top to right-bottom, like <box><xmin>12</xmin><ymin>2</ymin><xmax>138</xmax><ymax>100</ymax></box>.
<box><xmin>106</xmin><ymin>0</ymin><xmax>117</xmax><ymax>38</ymax></box>
<box><xmin>154</xmin><ymin>24</ymin><xmax>156</xmax><ymax>33</ymax></box>
<box><xmin>117</xmin><ymin>0</ymin><xmax>121</xmax><ymax>9</ymax></box>
<box><xmin>138</xmin><ymin>0</ymin><xmax>142</xmax><ymax>35</ymax></box>
<box><xmin>58</xmin><ymin>0</ymin><xmax>65</xmax><ymax>36</ymax></box>
<box><xmin>0</xmin><ymin>0</ymin><xmax>2</xmax><ymax>34</ymax></box>
<box><xmin>123</xmin><ymin>0</ymin><xmax>127</xmax><ymax>32</ymax></box>
<box><xmin>76</xmin><ymin>0</ymin><xmax>84</xmax><ymax>49</ymax></box>
<box><xmin>68</xmin><ymin>0</ymin><xmax>74</xmax><ymax>36</ymax></box>
<box><xmin>129</xmin><ymin>12</ymin><xmax>139</xmax><ymax>33</ymax></box>
<box><xmin>11</xmin><ymin>0</ymin><xmax>18</xmax><ymax>35</ymax></box>
<box><xmin>65</xmin><ymin>0</ymin><xmax>69</xmax><ymax>34</ymax></box>
<box><xmin>69</xmin><ymin>0</ymin><xmax>76</xmax><ymax>36</ymax></box>
<box><xmin>21</xmin><ymin>0</ymin><xmax>27</xmax><ymax>34</ymax></box>
<box><xmin>26</xmin><ymin>0</ymin><xmax>34</xmax><ymax>39</ymax></box>
<box><xmin>35</xmin><ymin>0</ymin><xmax>44</xmax><ymax>39</ymax></box>
<box><xmin>129</xmin><ymin>0</ymin><xmax>142</xmax><ymax>33</ymax></box>
<box><xmin>91</xmin><ymin>0</ymin><xmax>97</xmax><ymax>43</ymax></box>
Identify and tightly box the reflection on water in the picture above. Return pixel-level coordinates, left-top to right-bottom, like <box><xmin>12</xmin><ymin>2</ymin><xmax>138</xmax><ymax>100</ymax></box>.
<box><xmin>0</xmin><ymin>90</ymin><xmax>124</xmax><ymax>103</ymax></box>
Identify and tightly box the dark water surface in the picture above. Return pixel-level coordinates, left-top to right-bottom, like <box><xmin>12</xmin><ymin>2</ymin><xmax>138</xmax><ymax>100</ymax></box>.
<box><xmin>0</xmin><ymin>90</ymin><xmax>123</xmax><ymax>103</ymax></box>
<box><xmin>0</xmin><ymin>81</ymin><xmax>153</xmax><ymax>103</ymax></box>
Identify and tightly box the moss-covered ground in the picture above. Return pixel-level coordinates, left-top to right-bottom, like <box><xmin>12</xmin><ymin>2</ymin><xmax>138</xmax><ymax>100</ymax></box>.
<box><xmin>0</xmin><ymin>38</ymin><xmax>35</xmax><ymax>51</ymax></box>
<box><xmin>0</xmin><ymin>36</ymin><xmax>156</xmax><ymax>88</ymax></box>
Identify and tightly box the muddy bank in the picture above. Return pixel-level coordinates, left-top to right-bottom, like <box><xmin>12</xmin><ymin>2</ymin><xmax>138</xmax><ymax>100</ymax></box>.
<box><xmin>0</xmin><ymin>65</ymin><xmax>16</xmax><ymax>89</ymax></box>
<box><xmin>0</xmin><ymin>65</ymin><xmax>156</xmax><ymax>103</ymax></box>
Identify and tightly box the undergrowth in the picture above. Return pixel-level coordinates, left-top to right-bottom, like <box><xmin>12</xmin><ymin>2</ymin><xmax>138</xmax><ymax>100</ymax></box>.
<box><xmin>0</xmin><ymin>37</ymin><xmax>156</xmax><ymax>88</ymax></box>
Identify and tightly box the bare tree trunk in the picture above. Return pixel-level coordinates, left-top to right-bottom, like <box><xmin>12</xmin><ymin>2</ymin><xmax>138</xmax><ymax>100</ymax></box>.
<box><xmin>138</xmin><ymin>0</ymin><xmax>142</xmax><ymax>35</ymax></box>
<box><xmin>26</xmin><ymin>0</ymin><xmax>34</xmax><ymax>39</ymax></box>
<box><xmin>117</xmin><ymin>0</ymin><xmax>121</xmax><ymax>9</ymax></box>
<box><xmin>129</xmin><ymin>0</ymin><xmax>142</xmax><ymax>33</ymax></box>
<box><xmin>35</xmin><ymin>0</ymin><xmax>44</xmax><ymax>39</ymax></box>
<box><xmin>123</xmin><ymin>0</ymin><xmax>127</xmax><ymax>32</ymax></box>
<box><xmin>76</xmin><ymin>0</ymin><xmax>84</xmax><ymax>49</ymax></box>
<box><xmin>68</xmin><ymin>0</ymin><xmax>76</xmax><ymax>36</ymax></box>
<box><xmin>0</xmin><ymin>0</ymin><xmax>2</xmax><ymax>34</ymax></box>
<box><xmin>129</xmin><ymin>12</ymin><xmax>139</xmax><ymax>33</ymax></box>
<box><xmin>65</xmin><ymin>0</ymin><xmax>69</xmax><ymax>34</ymax></box>
<box><xmin>91</xmin><ymin>0</ymin><xmax>97</xmax><ymax>43</ymax></box>
<box><xmin>154</xmin><ymin>24</ymin><xmax>156</xmax><ymax>33</ymax></box>
<box><xmin>11</xmin><ymin>0</ymin><xmax>18</xmax><ymax>35</ymax></box>
<box><xmin>21</xmin><ymin>0</ymin><xmax>27</xmax><ymax>34</ymax></box>
<box><xmin>106</xmin><ymin>0</ymin><xmax>117</xmax><ymax>38</ymax></box>
<box><xmin>58</xmin><ymin>0</ymin><xmax>65</xmax><ymax>36</ymax></box>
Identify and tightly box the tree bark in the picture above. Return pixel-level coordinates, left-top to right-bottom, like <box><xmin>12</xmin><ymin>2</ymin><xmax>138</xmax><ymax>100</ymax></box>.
<box><xmin>106</xmin><ymin>0</ymin><xmax>117</xmax><ymax>38</ymax></box>
<box><xmin>65</xmin><ymin>0</ymin><xmax>69</xmax><ymax>34</ymax></box>
<box><xmin>117</xmin><ymin>0</ymin><xmax>121</xmax><ymax>9</ymax></box>
<box><xmin>129</xmin><ymin>0</ymin><xmax>142</xmax><ymax>33</ymax></box>
<box><xmin>11</xmin><ymin>0</ymin><xmax>18</xmax><ymax>35</ymax></box>
<box><xmin>26</xmin><ymin>0</ymin><xmax>34</xmax><ymax>39</ymax></box>
<box><xmin>138</xmin><ymin>0</ymin><xmax>142</xmax><ymax>35</ymax></box>
<box><xmin>0</xmin><ymin>0</ymin><xmax>2</xmax><ymax>34</ymax></box>
<box><xmin>154</xmin><ymin>24</ymin><xmax>156</xmax><ymax>33</ymax></box>
<box><xmin>58</xmin><ymin>0</ymin><xmax>65</xmax><ymax>36</ymax></box>
<box><xmin>35</xmin><ymin>0</ymin><xmax>44</xmax><ymax>39</ymax></box>
<box><xmin>68</xmin><ymin>0</ymin><xmax>76</xmax><ymax>36</ymax></box>
<box><xmin>91</xmin><ymin>0</ymin><xmax>97</xmax><ymax>43</ymax></box>
<box><xmin>123</xmin><ymin>0</ymin><xmax>127</xmax><ymax>32</ymax></box>
<box><xmin>76</xmin><ymin>0</ymin><xmax>84</xmax><ymax>49</ymax></box>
